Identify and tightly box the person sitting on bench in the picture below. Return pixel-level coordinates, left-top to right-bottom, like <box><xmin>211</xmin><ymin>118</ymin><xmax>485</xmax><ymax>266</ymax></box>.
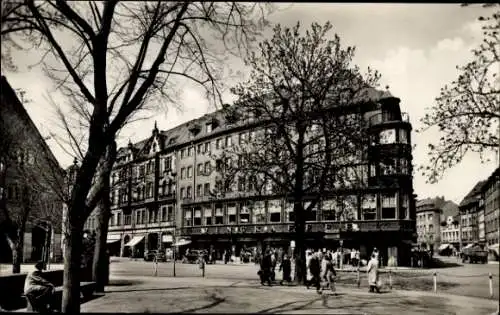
<box><xmin>24</xmin><ymin>261</ymin><xmax>55</xmax><ymax>312</ymax></box>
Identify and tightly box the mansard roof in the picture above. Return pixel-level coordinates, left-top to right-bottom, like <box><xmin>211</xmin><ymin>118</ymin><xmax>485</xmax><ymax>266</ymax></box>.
<box><xmin>459</xmin><ymin>180</ymin><xmax>487</xmax><ymax>208</ymax></box>
<box><xmin>115</xmin><ymin>86</ymin><xmax>397</xmax><ymax>160</ymax></box>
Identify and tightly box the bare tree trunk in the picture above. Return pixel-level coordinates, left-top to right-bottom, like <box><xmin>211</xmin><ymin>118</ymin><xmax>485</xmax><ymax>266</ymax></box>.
<box><xmin>8</xmin><ymin>235</ymin><xmax>23</xmax><ymax>274</ymax></box>
<box><xmin>92</xmin><ymin>201</ymin><xmax>110</xmax><ymax>292</ymax></box>
<box><xmin>62</xmin><ymin>223</ymin><xmax>83</xmax><ymax>314</ymax></box>
<box><xmin>293</xmin><ymin>209</ymin><xmax>306</xmax><ymax>285</ymax></box>
<box><xmin>6</xmin><ymin>220</ymin><xmax>26</xmax><ymax>274</ymax></box>
<box><xmin>92</xmin><ymin>142</ymin><xmax>116</xmax><ymax>292</ymax></box>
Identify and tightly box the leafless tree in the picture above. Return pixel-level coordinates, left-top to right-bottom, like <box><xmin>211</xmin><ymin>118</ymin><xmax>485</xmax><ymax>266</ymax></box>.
<box><xmin>418</xmin><ymin>9</ymin><xmax>500</xmax><ymax>183</ymax></box>
<box><xmin>217</xmin><ymin>22</ymin><xmax>380</xmax><ymax>283</ymax></box>
<box><xmin>1</xmin><ymin>1</ymin><xmax>272</xmax><ymax>312</ymax></box>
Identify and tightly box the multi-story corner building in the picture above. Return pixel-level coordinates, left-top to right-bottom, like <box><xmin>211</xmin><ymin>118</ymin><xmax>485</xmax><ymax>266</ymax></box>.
<box><xmin>0</xmin><ymin>76</ymin><xmax>64</xmax><ymax>263</ymax></box>
<box><xmin>459</xmin><ymin>180</ymin><xmax>486</xmax><ymax>248</ymax></box>
<box><xmin>416</xmin><ymin>197</ymin><xmax>445</xmax><ymax>251</ymax></box>
<box><xmin>91</xmin><ymin>88</ymin><xmax>416</xmax><ymax>266</ymax></box>
<box><xmin>482</xmin><ymin>167</ymin><xmax>499</xmax><ymax>260</ymax></box>
<box><xmin>439</xmin><ymin>201</ymin><xmax>460</xmax><ymax>250</ymax></box>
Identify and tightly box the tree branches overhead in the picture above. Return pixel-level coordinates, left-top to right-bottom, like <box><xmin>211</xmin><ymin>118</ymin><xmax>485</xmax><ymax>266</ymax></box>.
<box><xmin>418</xmin><ymin>10</ymin><xmax>500</xmax><ymax>183</ymax></box>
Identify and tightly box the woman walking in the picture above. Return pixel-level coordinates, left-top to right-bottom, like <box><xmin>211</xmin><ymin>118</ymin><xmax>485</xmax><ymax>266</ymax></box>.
<box><xmin>367</xmin><ymin>253</ymin><xmax>381</xmax><ymax>293</ymax></box>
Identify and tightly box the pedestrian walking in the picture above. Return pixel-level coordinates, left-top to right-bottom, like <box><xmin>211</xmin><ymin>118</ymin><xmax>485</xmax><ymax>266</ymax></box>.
<box><xmin>367</xmin><ymin>253</ymin><xmax>381</xmax><ymax>293</ymax></box>
<box><xmin>320</xmin><ymin>254</ymin><xmax>337</xmax><ymax>306</ymax></box>
<box><xmin>350</xmin><ymin>249</ymin><xmax>356</xmax><ymax>267</ymax></box>
<box><xmin>279</xmin><ymin>254</ymin><xmax>292</xmax><ymax>285</ymax></box>
<box><xmin>305</xmin><ymin>250</ymin><xmax>313</xmax><ymax>287</ymax></box>
<box><xmin>259</xmin><ymin>250</ymin><xmax>273</xmax><ymax>286</ymax></box>
<box><xmin>308</xmin><ymin>252</ymin><xmax>322</xmax><ymax>293</ymax></box>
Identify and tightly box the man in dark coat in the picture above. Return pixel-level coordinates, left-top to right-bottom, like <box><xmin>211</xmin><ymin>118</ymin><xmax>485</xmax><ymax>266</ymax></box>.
<box><xmin>259</xmin><ymin>251</ymin><xmax>273</xmax><ymax>286</ymax></box>
<box><xmin>308</xmin><ymin>252</ymin><xmax>321</xmax><ymax>293</ymax></box>
<box><xmin>279</xmin><ymin>254</ymin><xmax>292</xmax><ymax>285</ymax></box>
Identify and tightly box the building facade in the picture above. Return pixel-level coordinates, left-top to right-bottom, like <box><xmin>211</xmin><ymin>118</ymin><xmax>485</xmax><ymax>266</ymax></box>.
<box><xmin>416</xmin><ymin>197</ymin><xmax>445</xmax><ymax>251</ymax></box>
<box><xmin>0</xmin><ymin>76</ymin><xmax>64</xmax><ymax>263</ymax></box>
<box><xmin>482</xmin><ymin>167</ymin><xmax>499</xmax><ymax>260</ymax></box>
<box><xmin>88</xmin><ymin>89</ymin><xmax>417</xmax><ymax>266</ymax></box>
<box><xmin>459</xmin><ymin>181</ymin><xmax>486</xmax><ymax>248</ymax></box>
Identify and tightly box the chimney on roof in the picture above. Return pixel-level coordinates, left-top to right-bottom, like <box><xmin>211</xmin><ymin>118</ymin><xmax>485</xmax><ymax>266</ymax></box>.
<box><xmin>128</xmin><ymin>139</ymin><xmax>133</xmax><ymax>149</ymax></box>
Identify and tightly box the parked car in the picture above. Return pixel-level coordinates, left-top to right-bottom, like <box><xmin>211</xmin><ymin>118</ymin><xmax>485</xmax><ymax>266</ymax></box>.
<box><xmin>183</xmin><ymin>250</ymin><xmax>209</xmax><ymax>264</ymax></box>
<box><xmin>144</xmin><ymin>250</ymin><xmax>167</xmax><ymax>262</ymax></box>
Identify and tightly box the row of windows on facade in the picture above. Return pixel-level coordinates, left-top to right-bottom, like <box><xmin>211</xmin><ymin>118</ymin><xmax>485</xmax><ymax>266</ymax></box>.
<box><xmin>11</xmin><ymin>149</ymin><xmax>36</xmax><ymax>165</ymax></box>
<box><xmin>112</xmin><ymin>158</ymin><xmax>413</xmax><ymax>205</ymax></box>
<box><xmin>182</xmin><ymin>193</ymin><xmax>409</xmax><ymax>227</ymax></box>
<box><xmin>3</xmin><ymin>184</ymin><xmax>25</xmax><ymax>201</ymax></box>
<box><xmin>374</xmin><ymin>128</ymin><xmax>410</xmax><ymax>145</ymax></box>
<box><xmin>111</xmin><ymin>181</ymin><xmax>176</xmax><ymax>205</ymax></box>
<box><xmin>416</xmin><ymin>213</ymin><xmax>435</xmax><ymax>222</ymax></box>
<box><xmin>108</xmin><ymin>205</ymin><xmax>175</xmax><ymax>227</ymax></box>
<box><xmin>442</xmin><ymin>230</ymin><xmax>460</xmax><ymax>241</ymax></box>
<box><xmin>485</xmin><ymin>217</ymin><xmax>499</xmax><ymax>233</ymax></box>
<box><xmin>417</xmin><ymin>224</ymin><xmax>435</xmax><ymax>232</ymax></box>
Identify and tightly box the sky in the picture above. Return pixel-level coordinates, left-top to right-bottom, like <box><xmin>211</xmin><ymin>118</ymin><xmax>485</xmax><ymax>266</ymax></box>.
<box><xmin>3</xmin><ymin>3</ymin><xmax>498</xmax><ymax>204</ymax></box>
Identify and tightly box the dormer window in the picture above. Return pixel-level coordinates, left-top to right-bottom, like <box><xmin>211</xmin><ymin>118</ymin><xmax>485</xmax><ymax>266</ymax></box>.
<box><xmin>206</xmin><ymin>123</ymin><xmax>212</xmax><ymax>133</ymax></box>
<box><xmin>189</xmin><ymin>124</ymin><xmax>201</xmax><ymax>137</ymax></box>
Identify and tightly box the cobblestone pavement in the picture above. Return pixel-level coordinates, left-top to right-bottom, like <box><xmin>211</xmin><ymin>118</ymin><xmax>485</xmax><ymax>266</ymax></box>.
<box><xmin>80</xmin><ymin>275</ymin><xmax>499</xmax><ymax>314</ymax></box>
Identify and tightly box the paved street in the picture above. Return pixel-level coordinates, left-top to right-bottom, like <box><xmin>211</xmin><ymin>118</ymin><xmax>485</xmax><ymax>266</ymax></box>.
<box><xmin>80</xmin><ymin>275</ymin><xmax>499</xmax><ymax>314</ymax></box>
<box><xmin>108</xmin><ymin>256</ymin><xmax>499</xmax><ymax>300</ymax></box>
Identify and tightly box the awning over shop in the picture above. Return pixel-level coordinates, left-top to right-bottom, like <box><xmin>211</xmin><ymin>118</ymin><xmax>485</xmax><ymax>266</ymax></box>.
<box><xmin>106</xmin><ymin>234</ymin><xmax>121</xmax><ymax>244</ymax></box>
<box><xmin>438</xmin><ymin>243</ymin><xmax>452</xmax><ymax>251</ymax></box>
<box><xmin>488</xmin><ymin>244</ymin><xmax>499</xmax><ymax>256</ymax></box>
<box><xmin>124</xmin><ymin>235</ymin><xmax>145</xmax><ymax>247</ymax></box>
<box><xmin>463</xmin><ymin>243</ymin><xmax>474</xmax><ymax>249</ymax></box>
<box><xmin>162</xmin><ymin>234</ymin><xmax>173</xmax><ymax>243</ymax></box>
<box><xmin>173</xmin><ymin>238</ymin><xmax>191</xmax><ymax>247</ymax></box>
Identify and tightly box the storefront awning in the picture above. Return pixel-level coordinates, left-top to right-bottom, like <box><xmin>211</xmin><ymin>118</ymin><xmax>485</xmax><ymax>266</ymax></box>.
<box><xmin>438</xmin><ymin>243</ymin><xmax>451</xmax><ymax>251</ymax></box>
<box><xmin>124</xmin><ymin>235</ymin><xmax>145</xmax><ymax>247</ymax></box>
<box><xmin>173</xmin><ymin>238</ymin><xmax>191</xmax><ymax>247</ymax></box>
<box><xmin>162</xmin><ymin>234</ymin><xmax>173</xmax><ymax>243</ymax></box>
<box><xmin>488</xmin><ymin>244</ymin><xmax>499</xmax><ymax>256</ymax></box>
<box><xmin>106</xmin><ymin>234</ymin><xmax>121</xmax><ymax>244</ymax></box>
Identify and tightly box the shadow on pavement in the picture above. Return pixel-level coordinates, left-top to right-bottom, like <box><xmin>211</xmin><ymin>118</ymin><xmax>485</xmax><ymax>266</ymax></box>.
<box><xmin>108</xmin><ymin>279</ymin><xmax>144</xmax><ymax>286</ymax></box>
<box><xmin>178</xmin><ymin>290</ymin><xmax>226</xmax><ymax>313</ymax></box>
<box><xmin>430</xmin><ymin>258</ymin><xmax>463</xmax><ymax>269</ymax></box>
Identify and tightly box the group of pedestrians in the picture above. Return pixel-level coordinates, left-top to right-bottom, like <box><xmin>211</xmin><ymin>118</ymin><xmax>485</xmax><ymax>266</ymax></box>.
<box><xmin>258</xmin><ymin>249</ymin><xmax>292</xmax><ymax>286</ymax></box>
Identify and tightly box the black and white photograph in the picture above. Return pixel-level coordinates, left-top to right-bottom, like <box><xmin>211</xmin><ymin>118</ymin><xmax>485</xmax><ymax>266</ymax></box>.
<box><xmin>0</xmin><ymin>2</ymin><xmax>498</xmax><ymax>314</ymax></box>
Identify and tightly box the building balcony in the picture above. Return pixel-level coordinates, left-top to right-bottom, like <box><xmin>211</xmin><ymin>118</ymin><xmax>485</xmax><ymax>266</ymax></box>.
<box><xmin>180</xmin><ymin>220</ymin><xmax>414</xmax><ymax>236</ymax></box>
<box><xmin>368</xmin><ymin>112</ymin><xmax>410</xmax><ymax>128</ymax></box>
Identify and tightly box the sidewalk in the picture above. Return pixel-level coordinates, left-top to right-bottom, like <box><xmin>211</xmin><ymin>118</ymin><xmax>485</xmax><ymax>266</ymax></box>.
<box><xmin>81</xmin><ymin>275</ymin><xmax>499</xmax><ymax>314</ymax></box>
